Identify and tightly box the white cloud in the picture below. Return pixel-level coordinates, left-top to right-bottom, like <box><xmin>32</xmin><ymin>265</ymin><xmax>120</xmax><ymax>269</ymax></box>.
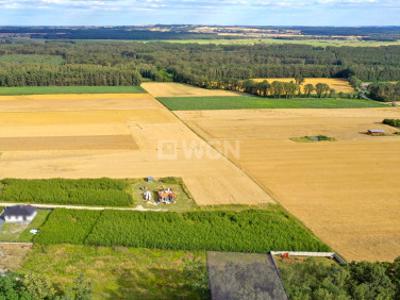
<box><xmin>0</xmin><ymin>0</ymin><xmax>399</xmax><ymax>11</ymax></box>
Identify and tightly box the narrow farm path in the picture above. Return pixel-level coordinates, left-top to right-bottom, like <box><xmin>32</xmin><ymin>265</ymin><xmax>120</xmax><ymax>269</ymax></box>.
<box><xmin>0</xmin><ymin>202</ymin><xmax>164</xmax><ymax>212</ymax></box>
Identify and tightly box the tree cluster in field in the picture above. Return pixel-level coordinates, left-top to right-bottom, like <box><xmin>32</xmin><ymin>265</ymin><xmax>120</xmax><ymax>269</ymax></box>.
<box><xmin>367</xmin><ymin>82</ymin><xmax>400</xmax><ymax>102</ymax></box>
<box><xmin>35</xmin><ymin>208</ymin><xmax>330</xmax><ymax>252</ymax></box>
<box><xmin>383</xmin><ymin>119</ymin><xmax>400</xmax><ymax>128</ymax></box>
<box><xmin>0</xmin><ymin>272</ymin><xmax>91</xmax><ymax>300</ymax></box>
<box><xmin>0</xmin><ymin>41</ymin><xmax>400</xmax><ymax>86</ymax></box>
<box><xmin>280</xmin><ymin>257</ymin><xmax>400</xmax><ymax>300</ymax></box>
<box><xmin>218</xmin><ymin>77</ymin><xmax>346</xmax><ymax>98</ymax></box>
<box><xmin>0</xmin><ymin>178</ymin><xmax>132</xmax><ymax>207</ymax></box>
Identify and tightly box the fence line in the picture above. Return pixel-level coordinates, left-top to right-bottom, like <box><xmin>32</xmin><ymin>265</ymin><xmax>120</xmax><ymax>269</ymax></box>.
<box><xmin>270</xmin><ymin>251</ymin><xmax>347</xmax><ymax>265</ymax></box>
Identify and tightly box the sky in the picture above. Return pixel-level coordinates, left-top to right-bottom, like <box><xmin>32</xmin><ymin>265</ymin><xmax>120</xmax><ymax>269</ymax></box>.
<box><xmin>0</xmin><ymin>0</ymin><xmax>399</xmax><ymax>26</ymax></box>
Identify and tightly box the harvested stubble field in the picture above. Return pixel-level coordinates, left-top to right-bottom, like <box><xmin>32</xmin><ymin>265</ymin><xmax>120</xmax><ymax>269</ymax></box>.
<box><xmin>177</xmin><ymin>107</ymin><xmax>400</xmax><ymax>261</ymax></box>
<box><xmin>253</xmin><ymin>78</ymin><xmax>354</xmax><ymax>93</ymax></box>
<box><xmin>141</xmin><ymin>82</ymin><xmax>240</xmax><ymax>97</ymax></box>
<box><xmin>0</xmin><ymin>135</ymin><xmax>137</xmax><ymax>151</ymax></box>
<box><xmin>0</xmin><ymin>91</ymin><xmax>272</xmax><ymax>206</ymax></box>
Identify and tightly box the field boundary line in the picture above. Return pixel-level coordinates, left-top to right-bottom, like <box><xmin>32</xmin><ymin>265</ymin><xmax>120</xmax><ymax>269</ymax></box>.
<box><xmin>270</xmin><ymin>251</ymin><xmax>347</xmax><ymax>265</ymax></box>
<box><xmin>0</xmin><ymin>242</ymin><xmax>33</xmax><ymax>247</ymax></box>
<box><xmin>171</xmin><ymin>110</ymin><xmax>280</xmax><ymax>202</ymax></box>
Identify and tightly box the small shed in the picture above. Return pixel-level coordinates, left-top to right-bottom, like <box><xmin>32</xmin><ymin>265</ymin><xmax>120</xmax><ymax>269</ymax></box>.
<box><xmin>1</xmin><ymin>205</ymin><xmax>37</xmax><ymax>224</ymax></box>
<box><xmin>367</xmin><ymin>129</ymin><xmax>385</xmax><ymax>136</ymax></box>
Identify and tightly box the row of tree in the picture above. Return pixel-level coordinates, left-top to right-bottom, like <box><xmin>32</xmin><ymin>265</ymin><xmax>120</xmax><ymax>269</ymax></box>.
<box><xmin>204</xmin><ymin>78</ymin><xmax>344</xmax><ymax>98</ymax></box>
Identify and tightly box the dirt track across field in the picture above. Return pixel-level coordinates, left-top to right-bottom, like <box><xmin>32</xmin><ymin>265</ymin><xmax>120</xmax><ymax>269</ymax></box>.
<box><xmin>0</xmin><ymin>93</ymin><xmax>272</xmax><ymax>206</ymax></box>
<box><xmin>177</xmin><ymin>108</ymin><xmax>400</xmax><ymax>261</ymax></box>
<box><xmin>141</xmin><ymin>82</ymin><xmax>240</xmax><ymax>97</ymax></box>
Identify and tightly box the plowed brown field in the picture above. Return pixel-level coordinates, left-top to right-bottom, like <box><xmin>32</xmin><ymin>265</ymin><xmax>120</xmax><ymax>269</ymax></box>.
<box><xmin>176</xmin><ymin>108</ymin><xmax>400</xmax><ymax>261</ymax></box>
<box><xmin>0</xmin><ymin>93</ymin><xmax>272</xmax><ymax>206</ymax></box>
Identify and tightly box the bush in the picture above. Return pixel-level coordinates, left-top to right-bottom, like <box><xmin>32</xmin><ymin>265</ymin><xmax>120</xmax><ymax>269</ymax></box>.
<box><xmin>35</xmin><ymin>209</ymin><xmax>101</xmax><ymax>244</ymax></box>
<box><xmin>383</xmin><ymin>119</ymin><xmax>400</xmax><ymax>128</ymax></box>
<box><xmin>160</xmin><ymin>177</ymin><xmax>181</xmax><ymax>184</ymax></box>
<box><xmin>84</xmin><ymin>208</ymin><xmax>329</xmax><ymax>252</ymax></box>
<box><xmin>0</xmin><ymin>272</ymin><xmax>92</xmax><ymax>300</ymax></box>
<box><xmin>0</xmin><ymin>178</ymin><xmax>132</xmax><ymax>207</ymax></box>
<box><xmin>280</xmin><ymin>258</ymin><xmax>399</xmax><ymax>300</ymax></box>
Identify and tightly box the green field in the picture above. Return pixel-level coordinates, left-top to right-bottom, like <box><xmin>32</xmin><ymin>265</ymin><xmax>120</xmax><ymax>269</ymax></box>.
<box><xmin>21</xmin><ymin>244</ymin><xmax>208</xmax><ymax>300</ymax></box>
<box><xmin>0</xmin><ymin>85</ymin><xmax>145</xmax><ymax>95</ymax></box>
<box><xmin>0</xmin><ymin>178</ymin><xmax>133</xmax><ymax>207</ymax></box>
<box><xmin>35</xmin><ymin>209</ymin><xmax>102</xmax><ymax>244</ymax></box>
<box><xmin>0</xmin><ymin>54</ymin><xmax>65</xmax><ymax>65</ymax></box>
<box><xmin>35</xmin><ymin>205</ymin><xmax>329</xmax><ymax>252</ymax></box>
<box><xmin>0</xmin><ymin>177</ymin><xmax>195</xmax><ymax>210</ymax></box>
<box><xmin>158</xmin><ymin>96</ymin><xmax>386</xmax><ymax>110</ymax></box>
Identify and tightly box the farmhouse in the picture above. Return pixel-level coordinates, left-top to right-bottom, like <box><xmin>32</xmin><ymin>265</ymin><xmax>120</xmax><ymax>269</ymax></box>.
<box><xmin>0</xmin><ymin>205</ymin><xmax>37</xmax><ymax>223</ymax></box>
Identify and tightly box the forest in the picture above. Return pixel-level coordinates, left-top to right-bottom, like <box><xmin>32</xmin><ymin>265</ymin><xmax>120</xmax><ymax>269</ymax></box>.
<box><xmin>1</xmin><ymin>26</ymin><xmax>400</xmax><ymax>40</ymax></box>
<box><xmin>367</xmin><ymin>82</ymin><xmax>400</xmax><ymax>101</ymax></box>
<box><xmin>0</xmin><ymin>40</ymin><xmax>399</xmax><ymax>88</ymax></box>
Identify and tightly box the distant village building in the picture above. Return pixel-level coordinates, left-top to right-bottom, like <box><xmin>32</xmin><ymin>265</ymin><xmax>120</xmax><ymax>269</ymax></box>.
<box><xmin>1</xmin><ymin>205</ymin><xmax>37</xmax><ymax>223</ymax></box>
<box><xmin>367</xmin><ymin>129</ymin><xmax>385</xmax><ymax>136</ymax></box>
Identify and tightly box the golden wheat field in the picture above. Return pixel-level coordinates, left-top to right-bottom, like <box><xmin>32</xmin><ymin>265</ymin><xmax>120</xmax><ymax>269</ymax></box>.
<box><xmin>252</xmin><ymin>78</ymin><xmax>354</xmax><ymax>93</ymax></box>
<box><xmin>176</xmin><ymin>108</ymin><xmax>400</xmax><ymax>261</ymax></box>
<box><xmin>0</xmin><ymin>93</ymin><xmax>272</xmax><ymax>206</ymax></box>
<box><xmin>141</xmin><ymin>82</ymin><xmax>240</xmax><ymax>97</ymax></box>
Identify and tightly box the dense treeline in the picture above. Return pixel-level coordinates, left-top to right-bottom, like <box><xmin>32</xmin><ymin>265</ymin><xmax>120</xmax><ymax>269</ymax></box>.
<box><xmin>0</xmin><ymin>26</ymin><xmax>217</xmax><ymax>40</ymax></box>
<box><xmin>0</xmin><ymin>41</ymin><xmax>399</xmax><ymax>87</ymax></box>
<box><xmin>367</xmin><ymin>82</ymin><xmax>400</xmax><ymax>101</ymax></box>
<box><xmin>0</xmin><ymin>64</ymin><xmax>141</xmax><ymax>86</ymax></box>
<box><xmin>280</xmin><ymin>257</ymin><xmax>400</xmax><ymax>300</ymax></box>
<box><xmin>0</xmin><ymin>178</ymin><xmax>132</xmax><ymax>206</ymax></box>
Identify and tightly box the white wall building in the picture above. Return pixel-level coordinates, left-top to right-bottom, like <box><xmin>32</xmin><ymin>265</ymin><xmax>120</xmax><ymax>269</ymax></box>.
<box><xmin>1</xmin><ymin>205</ymin><xmax>37</xmax><ymax>224</ymax></box>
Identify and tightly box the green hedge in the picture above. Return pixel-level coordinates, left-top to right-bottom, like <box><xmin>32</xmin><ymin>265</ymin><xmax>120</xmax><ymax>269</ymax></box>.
<box><xmin>35</xmin><ymin>209</ymin><xmax>101</xmax><ymax>244</ymax></box>
<box><xmin>383</xmin><ymin>119</ymin><xmax>400</xmax><ymax>128</ymax></box>
<box><xmin>0</xmin><ymin>178</ymin><xmax>132</xmax><ymax>207</ymax></box>
<box><xmin>36</xmin><ymin>207</ymin><xmax>329</xmax><ymax>252</ymax></box>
